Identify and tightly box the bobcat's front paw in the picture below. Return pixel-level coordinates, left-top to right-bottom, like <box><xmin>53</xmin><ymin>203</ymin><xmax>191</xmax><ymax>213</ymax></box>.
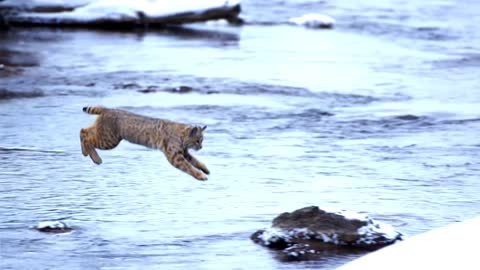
<box><xmin>201</xmin><ymin>166</ymin><xmax>210</xmax><ymax>175</ymax></box>
<box><xmin>196</xmin><ymin>162</ymin><xmax>210</xmax><ymax>175</ymax></box>
<box><xmin>194</xmin><ymin>172</ymin><xmax>208</xmax><ymax>181</ymax></box>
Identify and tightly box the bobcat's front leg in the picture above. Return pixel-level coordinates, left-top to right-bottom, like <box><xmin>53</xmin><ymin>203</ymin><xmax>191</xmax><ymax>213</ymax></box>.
<box><xmin>184</xmin><ymin>151</ymin><xmax>210</xmax><ymax>175</ymax></box>
<box><xmin>166</xmin><ymin>152</ymin><xmax>208</xmax><ymax>181</ymax></box>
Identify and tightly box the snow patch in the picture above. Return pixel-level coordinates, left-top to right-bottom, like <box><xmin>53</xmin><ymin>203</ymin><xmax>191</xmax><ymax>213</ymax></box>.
<box><xmin>284</xmin><ymin>243</ymin><xmax>316</xmax><ymax>258</ymax></box>
<box><xmin>286</xmin><ymin>228</ymin><xmax>312</xmax><ymax>238</ymax></box>
<box><xmin>316</xmin><ymin>232</ymin><xmax>341</xmax><ymax>244</ymax></box>
<box><xmin>357</xmin><ymin>220</ymin><xmax>401</xmax><ymax>245</ymax></box>
<box><xmin>35</xmin><ymin>220</ymin><xmax>69</xmax><ymax>230</ymax></box>
<box><xmin>289</xmin><ymin>13</ymin><xmax>335</xmax><ymax>29</ymax></box>
<box><xmin>326</xmin><ymin>208</ymin><xmax>402</xmax><ymax>245</ymax></box>
<box><xmin>287</xmin><ymin>250</ymin><xmax>299</xmax><ymax>257</ymax></box>
<box><xmin>258</xmin><ymin>227</ymin><xmax>344</xmax><ymax>246</ymax></box>
<box><xmin>257</xmin><ymin>227</ymin><xmax>289</xmax><ymax>245</ymax></box>
<box><xmin>332</xmin><ymin>209</ymin><xmax>370</xmax><ymax>222</ymax></box>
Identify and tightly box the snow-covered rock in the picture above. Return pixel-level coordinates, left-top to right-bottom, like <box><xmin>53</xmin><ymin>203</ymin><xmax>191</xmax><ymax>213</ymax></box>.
<box><xmin>34</xmin><ymin>220</ymin><xmax>73</xmax><ymax>233</ymax></box>
<box><xmin>289</xmin><ymin>13</ymin><xmax>335</xmax><ymax>29</ymax></box>
<box><xmin>251</xmin><ymin>206</ymin><xmax>402</xmax><ymax>260</ymax></box>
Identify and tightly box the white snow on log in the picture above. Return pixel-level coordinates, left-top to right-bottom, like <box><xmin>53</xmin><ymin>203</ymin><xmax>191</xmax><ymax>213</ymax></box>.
<box><xmin>337</xmin><ymin>216</ymin><xmax>480</xmax><ymax>270</ymax></box>
<box><xmin>289</xmin><ymin>13</ymin><xmax>335</xmax><ymax>29</ymax></box>
<box><xmin>1</xmin><ymin>0</ymin><xmax>241</xmax><ymax>23</ymax></box>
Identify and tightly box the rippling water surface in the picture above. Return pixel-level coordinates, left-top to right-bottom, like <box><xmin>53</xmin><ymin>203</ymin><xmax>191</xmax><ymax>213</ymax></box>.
<box><xmin>1</xmin><ymin>0</ymin><xmax>480</xmax><ymax>269</ymax></box>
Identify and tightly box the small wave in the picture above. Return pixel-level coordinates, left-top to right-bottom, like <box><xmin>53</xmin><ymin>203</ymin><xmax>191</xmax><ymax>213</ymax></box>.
<box><xmin>440</xmin><ymin>118</ymin><xmax>480</xmax><ymax>125</ymax></box>
<box><xmin>107</xmin><ymin>73</ymin><xmax>398</xmax><ymax>107</ymax></box>
<box><xmin>310</xmin><ymin>115</ymin><xmax>432</xmax><ymax>139</ymax></box>
<box><xmin>393</xmin><ymin>114</ymin><xmax>422</xmax><ymax>121</ymax></box>
<box><xmin>0</xmin><ymin>49</ymin><xmax>39</xmax><ymax>67</ymax></box>
<box><xmin>414</xmin><ymin>26</ymin><xmax>456</xmax><ymax>41</ymax></box>
<box><xmin>134</xmin><ymin>85</ymin><xmax>194</xmax><ymax>94</ymax></box>
<box><xmin>292</xmin><ymin>108</ymin><xmax>335</xmax><ymax>118</ymax></box>
<box><xmin>345</xmin><ymin>20</ymin><xmax>456</xmax><ymax>41</ymax></box>
<box><xmin>175</xmin><ymin>231</ymin><xmax>248</xmax><ymax>245</ymax></box>
<box><xmin>431</xmin><ymin>53</ymin><xmax>480</xmax><ymax>69</ymax></box>
<box><xmin>0</xmin><ymin>146</ymin><xmax>67</xmax><ymax>155</ymax></box>
<box><xmin>288</xmin><ymin>13</ymin><xmax>335</xmax><ymax>29</ymax></box>
<box><xmin>0</xmin><ymin>88</ymin><xmax>44</xmax><ymax>100</ymax></box>
<box><xmin>354</xmin><ymin>115</ymin><xmax>431</xmax><ymax>127</ymax></box>
<box><xmin>329</xmin><ymin>114</ymin><xmax>480</xmax><ymax>139</ymax></box>
<box><xmin>156</xmin><ymin>25</ymin><xmax>240</xmax><ymax>43</ymax></box>
<box><xmin>110</xmin><ymin>75</ymin><xmax>315</xmax><ymax>97</ymax></box>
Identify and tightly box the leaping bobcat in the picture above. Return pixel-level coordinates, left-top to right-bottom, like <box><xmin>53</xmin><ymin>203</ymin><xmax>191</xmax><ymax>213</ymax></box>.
<box><xmin>80</xmin><ymin>106</ymin><xmax>209</xmax><ymax>181</ymax></box>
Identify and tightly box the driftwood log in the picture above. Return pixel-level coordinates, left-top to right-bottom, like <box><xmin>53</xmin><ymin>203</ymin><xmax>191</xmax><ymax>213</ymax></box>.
<box><xmin>0</xmin><ymin>2</ymin><xmax>242</xmax><ymax>29</ymax></box>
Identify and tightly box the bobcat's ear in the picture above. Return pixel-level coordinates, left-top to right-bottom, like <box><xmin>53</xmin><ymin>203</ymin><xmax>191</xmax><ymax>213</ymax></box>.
<box><xmin>189</xmin><ymin>126</ymin><xmax>199</xmax><ymax>137</ymax></box>
<box><xmin>201</xmin><ymin>125</ymin><xmax>207</xmax><ymax>131</ymax></box>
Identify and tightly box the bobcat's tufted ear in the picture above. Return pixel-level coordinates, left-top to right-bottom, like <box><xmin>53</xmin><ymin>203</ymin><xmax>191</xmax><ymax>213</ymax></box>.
<box><xmin>201</xmin><ymin>125</ymin><xmax>207</xmax><ymax>131</ymax></box>
<box><xmin>189</xmin><ymin>126</ymin><xmax>199</xmax><ymax>137</ymax></box>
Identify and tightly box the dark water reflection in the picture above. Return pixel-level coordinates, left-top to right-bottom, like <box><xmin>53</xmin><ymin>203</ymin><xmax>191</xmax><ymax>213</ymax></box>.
<box><xmin>1</xmin><ymin>1</ymin><xmax>480</xmax><ymax>269</ymax></box>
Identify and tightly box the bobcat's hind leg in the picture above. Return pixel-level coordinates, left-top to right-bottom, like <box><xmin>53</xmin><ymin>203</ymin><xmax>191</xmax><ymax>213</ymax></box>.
<box><xmin>80</xmin><ymin>127</ymin><xmax>103</xmax><ymax>165</ymax></box>
<box><xmin>80</xmin><ymin>128</ymin><xmax>89</xmax><ymax>157</ymax></box>
<box><xmin>87</xmin><ymin>147</ymin><xmax>103</xmax><ymax>165</ymax></box>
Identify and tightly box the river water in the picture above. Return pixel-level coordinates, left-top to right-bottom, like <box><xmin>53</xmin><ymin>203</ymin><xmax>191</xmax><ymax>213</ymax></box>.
<box><xmin>1</xmin><ymin>0</ymin><xmax>480</xmax><ymax>269</ymax></box>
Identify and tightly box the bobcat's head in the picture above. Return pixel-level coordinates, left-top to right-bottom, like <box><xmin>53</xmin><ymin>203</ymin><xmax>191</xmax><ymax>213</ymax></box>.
<box><xmin>186</xmin><ymin>125</ymin><xmax>206</xmax><ymax>151</ymax></box>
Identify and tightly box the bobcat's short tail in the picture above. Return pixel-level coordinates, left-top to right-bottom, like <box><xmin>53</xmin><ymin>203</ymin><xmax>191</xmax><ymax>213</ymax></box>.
<box><xmin>83</xmin><ymin>106</ymin><xmax>107</xmax><ymax>115</ymax></box>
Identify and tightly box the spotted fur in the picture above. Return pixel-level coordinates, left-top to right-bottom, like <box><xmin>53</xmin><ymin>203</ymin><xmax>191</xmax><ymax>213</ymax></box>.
<box><xmin>80</xmin><ymin>106</ymin><xmax>209</xmax><ymax>181</ymax></box>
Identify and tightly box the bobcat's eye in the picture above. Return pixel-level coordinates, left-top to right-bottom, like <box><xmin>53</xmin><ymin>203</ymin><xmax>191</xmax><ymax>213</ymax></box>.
<box><xmin>196</xmin><ymin>140</ymin><xmax>201</xmax><ymax>144</ymax></box>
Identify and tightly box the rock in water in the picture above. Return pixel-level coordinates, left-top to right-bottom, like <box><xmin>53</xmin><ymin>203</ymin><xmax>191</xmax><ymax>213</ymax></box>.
<box><xmin>34</xmin><ymin>221</ymin><xmax>73</xmax><ymax>233</ymax></box>
<box><xmin>251</xmin><ymin>206</ymin><xmax>402</xmax><ymax>260</ymax></box>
